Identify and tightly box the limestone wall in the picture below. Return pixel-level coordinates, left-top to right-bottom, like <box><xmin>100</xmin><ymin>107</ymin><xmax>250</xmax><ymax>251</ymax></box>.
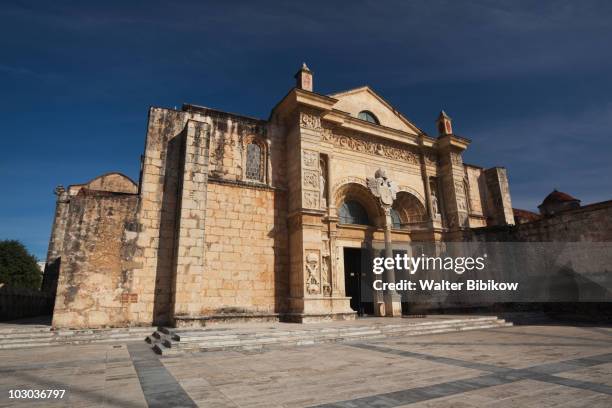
<box><xmin>471</xmin><ymin>200</ymin><xmax>612</xmax><ymax>242</ymax></box>
<box><xmin>129</xmin><ymin>105</ymin><xmax>287</xmax><ymax>326</ymax></box>
<box><xmin>201</xmin><ymin>181</ymin><xmax>288</xmax><ymax>315</ymax></box>
<box><xmin>484</xmin><ymin>167</ymin><xmax>515</xmax><ymax>226</ymax></box>
<box><xmin>52</xmin><ymin>189</ymin><xmax>139</xmax><ymax>328</ymax></box>
<box><xmin>85</xmin><ymin>172</ymin><xmax>138</xmax><ymax>194</ymax></box>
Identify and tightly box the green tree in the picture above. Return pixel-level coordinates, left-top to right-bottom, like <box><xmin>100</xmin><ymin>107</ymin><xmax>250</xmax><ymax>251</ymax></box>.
<box><xmin>0</xmin><ymin>240</ymin><xmax>42</xmax><ymax>290</ymax></box>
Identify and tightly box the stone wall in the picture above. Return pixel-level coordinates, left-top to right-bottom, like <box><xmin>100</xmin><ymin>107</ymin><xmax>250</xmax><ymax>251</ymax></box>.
<box><xmin>52</xmin><ymin>189</ymin><xmax>139</xmax><ymax>328</ymax></box>
<box><xmin>200</xmin><ymin>181</ymin><xmax>288</xmax><ymax>315</ymax></box>
<box><xmin>129</xmin><ymin>105</ymin><xmax>287</xmax><ymax>326</ymax></box>
<box><xmin>471</xmin><ymin>200</ymin><xmax>612</xmax><ymax>242</ymax></box>
<box><xmin>484</xmin><ymin>167</ymin><xmax>515</xmax><ymax>226</ymax></box>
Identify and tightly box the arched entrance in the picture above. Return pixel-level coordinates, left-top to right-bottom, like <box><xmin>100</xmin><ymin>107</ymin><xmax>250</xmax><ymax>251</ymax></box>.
<box><xmin>334</xmin><ymin>182</ymin><xmax>382</xmax><ymax>316</ymax></box>
<box><xmin>334</xmin><ymin>182</ymin><xmax>428</xmax><ymax>316</ymax></box>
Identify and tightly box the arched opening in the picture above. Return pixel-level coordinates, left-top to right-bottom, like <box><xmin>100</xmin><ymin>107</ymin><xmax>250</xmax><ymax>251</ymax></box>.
<box><xmin>358</xmin><ymin>110</ymin><xmax>380</xmax><ymax>125</ymax></box>
<box><xmin>334</xmin><ymin>182</ymin><xmax>382</xmax><ymax>317</ymax></box>
<box><xmin>334</xmin><ymin>182</ymin><xmax>382</xmax><ymax>227</ymax></box>
<box><xmin>339</xmin><ymin>200</ymin><xmax>370</xmax><ymax>225</ymax></box>
<box><xmin>245</xmin><ymin>142</ymin><xmax>264</xmax><ymax>182</ymax></box>
<box><xmin>390</xmin><ymin>208</ymin><xmax>402</xmax><ymax>228</ymax></box>
<box><xmin>391</xmin><ymin>191</ymin><xmax>427</xmax><ymax>228</ymax></box>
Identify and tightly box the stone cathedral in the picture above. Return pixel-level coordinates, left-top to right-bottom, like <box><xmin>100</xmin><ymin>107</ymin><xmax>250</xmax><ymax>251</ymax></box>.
<box><xmin>43</xmin><ymin>65</ymin><xmax>514</xmax><ymax>329</ymax></box>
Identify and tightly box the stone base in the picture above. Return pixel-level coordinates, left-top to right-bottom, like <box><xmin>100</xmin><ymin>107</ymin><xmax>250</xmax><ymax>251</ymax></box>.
<box><xmin>374</xmin><ymin>301</ymin><xmax>386</xmax><ymax>317</ymax></box>
<box><xmin>384</xmin><ymin>292</ymin><xmax>402</xmax><ymax>317</ymax></box>
<box><xmin>173</xmin><ymin>313</ymin><xmax>280</xmax><ymax>328</ymax></box>
<box><xmin>284</xmin><ymin>296</ymin><xmax>357</xmax><ymax>323</ymax></box>
<box><xmin>281</xmin><ymin>311</ymin><xmax>357</xmax><ymax>323</ymax></box>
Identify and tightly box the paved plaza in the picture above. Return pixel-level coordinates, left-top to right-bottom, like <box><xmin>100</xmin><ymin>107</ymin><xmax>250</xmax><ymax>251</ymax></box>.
<box><xmin>1</xmin><ymin>323</ymin><xmax>611</xmax><ymax>407</ymax></box>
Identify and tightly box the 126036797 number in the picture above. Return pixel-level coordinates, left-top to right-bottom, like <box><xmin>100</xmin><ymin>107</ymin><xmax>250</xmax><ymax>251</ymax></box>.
<box><xmin>8</xmin><ymin>389</ymin><xmax>66</xmax><ymax>399</ymax></box>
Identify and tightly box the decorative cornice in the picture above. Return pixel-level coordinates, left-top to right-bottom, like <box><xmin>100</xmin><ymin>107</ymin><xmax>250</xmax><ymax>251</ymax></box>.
<box><xmin>322</xmin><ymin>128</ymin><xmax>420</xmax><ymax>165</ymax></box>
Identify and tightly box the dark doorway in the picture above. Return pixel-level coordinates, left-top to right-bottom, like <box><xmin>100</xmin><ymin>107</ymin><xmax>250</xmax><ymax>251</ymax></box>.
<box><xmin>343</xmin><ymin>248</ymin><xmax>374</xmax><ymax>316</ymax></box>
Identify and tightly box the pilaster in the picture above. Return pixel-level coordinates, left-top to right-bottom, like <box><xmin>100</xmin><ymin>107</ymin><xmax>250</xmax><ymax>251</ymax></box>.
<box><xmin>438</xmin><ymin>136</ymin><xmax>469</xmax><ymax>231</ymax></box>
<box><xmin>172</xmin><ymin>120</ymin><xmax>211</xmax><ymax>323</ymax></box>
<box><xmin>286</xmin><ymin>110</ymin><xmax>355</xmax><ymax>322</ymax></box>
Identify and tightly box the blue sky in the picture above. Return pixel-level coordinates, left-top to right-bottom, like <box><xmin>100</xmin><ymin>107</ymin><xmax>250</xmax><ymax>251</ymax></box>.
<box><xmin>1</xmin><ymin>1</ymin><xmax>611</xmax><ymax>259</ymax></box>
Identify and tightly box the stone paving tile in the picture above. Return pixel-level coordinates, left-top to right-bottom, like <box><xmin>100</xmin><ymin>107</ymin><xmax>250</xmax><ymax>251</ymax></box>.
<box><xmin>0</xmin><ymin>324</ymin><xmax>611</xmax><ymax>407</ymax></box>
<box><xmin>162</xmin><ymin>343</ymin><xmax>487</xmax><ymax>407</ymax></box>
<box><xmin>378</xmin><ymin>326</ymin><xmax>612</xmax><ymax>370</ymax></box>
<box><xmin>0</xmin><ymin>344</ymin><xmax>147</xmax><ymax>408</ymax></box>
<box><xmin>555</xmin><ymin>362</ymin><xmax>612</xmax><ymax>386</ymax></box>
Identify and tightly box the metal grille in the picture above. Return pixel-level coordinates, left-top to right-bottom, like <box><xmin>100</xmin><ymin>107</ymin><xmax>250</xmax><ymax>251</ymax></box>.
<box><xmin>245</xmin><ymin>143</ymin><xmax>262</xmax><ymax>181</ymax></box>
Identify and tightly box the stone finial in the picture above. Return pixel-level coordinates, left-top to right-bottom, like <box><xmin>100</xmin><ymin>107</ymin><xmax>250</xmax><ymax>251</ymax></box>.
<box><xmin>295</xmin><ymin>62</ymin><xmax>313</xmax><ymax>92</ymax></box>
<box><xmin>436</xmin><ymin>110</ymin><xmax>453</xmax><ymax>136</ymax></box>
<box><xmin>54</xmin><ymin>185</ymin><xmax>66</xmax><ymax>195</ymax></box>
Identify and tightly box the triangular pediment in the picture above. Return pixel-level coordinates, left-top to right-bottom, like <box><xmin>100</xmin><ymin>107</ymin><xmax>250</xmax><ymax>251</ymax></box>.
<box><xmin>328</xmin><ymin>86</ymin><xmax>422</xmax><ymax>135</ymax></box>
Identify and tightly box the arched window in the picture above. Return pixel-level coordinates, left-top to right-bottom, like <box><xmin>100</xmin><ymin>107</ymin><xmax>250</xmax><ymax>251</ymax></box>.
<box><xmin>358</xmin><ymin>110</ymin><xmax>379</xmax><ymax>125</ymax></box>
<box><xmin>339</xmin><ymin>200</ymin><xmax>370</xmax><ymax>225</ymax></box>
<box><xmin>390</xmin><ymin>208</ymin><xmax>402</xmax><ymax>229</ymax></box>
<box><xmin>245</xmin><ymin>142</ymin><xmax>263</xmax><ymax>181</ymax></box>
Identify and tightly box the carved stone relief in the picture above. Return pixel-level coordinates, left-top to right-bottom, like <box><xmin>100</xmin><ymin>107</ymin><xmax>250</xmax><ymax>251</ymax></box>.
<box><xmin>303</xmin><ymin>191</ymin><xmax>320</xmax><ymax>209</ymax></box>
<box><xmin>332</xmin><ymin>244</ymin><xmax>340</xmax><ymax>291</ymax></box>
<box><xmin>429</xmin><ymin>178</ymin><xmax>441</xmax><ymax>216</ymax></box>
<box><xmin>322</xmin><ymin>129</ymin><xmax>419</xmax><ymax>164</ymax></box>
<box><xmin>300</xmin><ymin>112</ymin><xmax>321</xmax><ymax>131</ymax></box>
<box><xmin>321</xmin><ymin>232</ymin><xmax>332</xmax><ymax>296</ymax></box>
<box><xmin>303</xmin><ymin>169</ymin><xmax>320</xmax><ymax>190</ymax></box>
<box><xmin>455</xmin><ymin>180</ymin><xmax>467</xmax><ymax>212</ymax></box>
<box><xmin>451</xmin><ymin>152</ymin><xmax>463</xmax><ymax>166</ymax></box>
<box><xmin>302</xmin><ymin>149</ymin><xmax>318</xmax><ymax>168</ymax></box>
<box><xmin>305</xmin><ymin>251</ymin><xmax>320</xmax><ymax>295</ymax></box>
<box><xmin>319</xmin><ymin>156</ymin><xmax>327</xmax><ymax>209</ymax></box>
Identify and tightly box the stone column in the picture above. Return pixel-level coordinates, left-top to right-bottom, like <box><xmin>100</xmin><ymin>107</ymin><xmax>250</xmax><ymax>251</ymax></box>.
<box><xmin>382</xmin><ymin>207</ymin><xmax>402</xmax><ymax>317</ymax></box>
<box><xmin>367</xmin><ymin>169</ymin><xmax>402</xmax><ymax>317</ymax></box>
<box><xmin>172</xmin><ymin>120</ymin><xmax>211</xmax><ymax>326</ymax></box>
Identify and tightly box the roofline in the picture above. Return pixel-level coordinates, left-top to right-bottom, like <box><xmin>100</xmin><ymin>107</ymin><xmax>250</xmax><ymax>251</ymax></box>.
<box><xmin>182</xmin><ymin>103</ymin><xmax>266</xmax><ymax>123</ymax></box>
<box><xmin>327</xmin><ymin>85</ymin><xmax>426</xmax><ymax>135</ymax></box>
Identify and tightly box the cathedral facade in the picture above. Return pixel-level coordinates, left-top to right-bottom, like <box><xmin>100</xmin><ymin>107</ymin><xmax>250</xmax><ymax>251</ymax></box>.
<box><xmin>44</xmin><ymin>65</ymin><xmax>514</xmax><ymax>328</ymax></box>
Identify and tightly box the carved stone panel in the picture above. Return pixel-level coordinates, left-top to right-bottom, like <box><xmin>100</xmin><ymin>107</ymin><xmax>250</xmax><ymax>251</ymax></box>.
<box><xmin>303</xmin><ymin>169</ymin><xmax>320</xmax><ymax>190</ymax></box>
<box><xmin>301</xmin><ymin>148</ymin><xmax>322</xmax><ymax>210</ymax></box>
<box><xmin>321</xmin><ymin>129</ymin><xmax>419</xmax><ymax>164</ymax></box>
<box><xmin>451</xmin><ymin>152</ymin><xmax>463</xmax><ymax>166</ymax></box>
<box><xmin>300</xmin><ymin>113</ymin><xmax>321</xmax><ymax>130</ymax></box>
<box><xmin>305</xmin><ymin>251</ymin><xmax>321</xmax><ymax>295</ymax></box>
<box><xmin>302</xmin><ymin>149</ymin><xmax>318</xmax><ymax>168</ymax></box>
<box><xmin>303</xmin><ymin>191</ymin><xmax>320</xmax><ymax>209</ymax></box>
<box><xmin>321</xmin><ymin>232</ymin><xmax>332</xmax><ymax>296</ymax></box>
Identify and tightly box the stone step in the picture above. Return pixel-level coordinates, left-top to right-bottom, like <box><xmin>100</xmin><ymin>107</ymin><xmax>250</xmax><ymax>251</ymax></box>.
<box><xmin>168</xmin><ymin>316</ymin><xmax>504</xmax><ymax>340</ymax></box>
<box><xmin>152</xmin><ymin>318</ymin><xmax>511</xmax><ymax>355</ymax></box>
<box><xmin>0</xmin><ymin>327</ymin><xmax>53</xmax><ymax>335</ymax></box>
<box><xmin>175</xmin><ymin>321</ymin><xmax>508</xmax><ymax>346</ymax></box>
<box><xmin>166</xmin><ymin>318</ymin><xmax>505</xmax><ymax>343</ymax></box>
<box><xmin>0</xmin><ymin>331</ymin><xmax>55</xmax><ymax>340</ymax></box>
<box><xmin>0</xmin><ymin>326</ymin><xmax>155</xmax><ymax>349</ymax></box>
